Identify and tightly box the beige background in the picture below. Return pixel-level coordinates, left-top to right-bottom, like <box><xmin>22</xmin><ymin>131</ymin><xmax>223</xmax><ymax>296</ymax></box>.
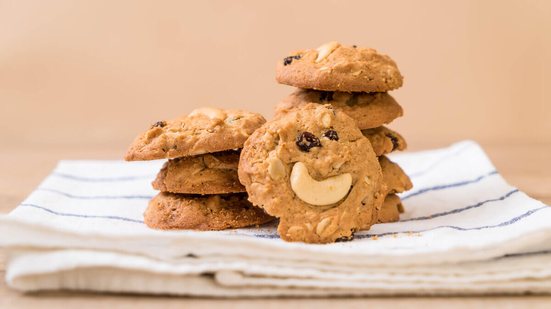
<box><xmin>1</xmin><ymin>0</ymin><xmax>550</xmax><ymax>150</ymax></box>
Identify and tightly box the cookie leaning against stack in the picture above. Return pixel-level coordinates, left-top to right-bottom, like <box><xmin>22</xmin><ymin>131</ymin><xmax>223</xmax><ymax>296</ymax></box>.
<box><xmin>125</xmin><ymin>107</ymin><xmax>274</xmax><ymax>230</ymax></box>
<box><xmin>238</xmin><ymin>104</ymin><xmax>385</xmax><ymax>243</ymax></box>
<box><xmin>274</xmin><ymin>41</ymin><xmax>412</xmax><ymax>226</ymax></box>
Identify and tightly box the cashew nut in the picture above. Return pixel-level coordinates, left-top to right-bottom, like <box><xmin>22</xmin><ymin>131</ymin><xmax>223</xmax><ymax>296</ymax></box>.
<box><xmin>321</xmin><ymin>113</ymin><xmax>332</xmax><ymax>128</ymax></box>
<box><xmin>268</xmin><ymin>156</ymin><xmax>286</xmax><ymax>180</ymax></box>
<box><xmin>316</xmin><ymin>217</ymin><xmax>332</xmax><ymax>236</ymax></box>
<box><xmin>290</xmin><ymin>162</ymin><xmax>352</xmax><ymax>206</ymax></box>
<box><xmin>189</xmin><ymin>107</ymin><xmax>227</xmax><ymax>120</ymax></box>
<box><xmin>315</xmin><ymin>41</ymin><xmax>341</xmax><ymax>63</ymax></box>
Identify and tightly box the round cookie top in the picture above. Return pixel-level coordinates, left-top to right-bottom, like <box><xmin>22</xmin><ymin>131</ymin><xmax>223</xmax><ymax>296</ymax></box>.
<box><xmin>238</xmin><ymin>104</ymin><xmax>384</xmax><ymax>243</ymax></box>
<box><xmin>275</xmin><ymin>89</ymin><xmax>403</xmax><ymax>130</ymax></box>
<box><xmin>276</xmin><ymin>41</ymin><xmax>403</xmax><ymax>92</ymax></box>
<box><xmin>125</xmin><ymin>107</ymin><xmax>266</xmax><ymax>161</ymax></box>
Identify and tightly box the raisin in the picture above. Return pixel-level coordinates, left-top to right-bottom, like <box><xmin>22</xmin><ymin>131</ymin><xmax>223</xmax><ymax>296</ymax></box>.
<box><xmin>352</xmin><ymin>45</ymin><xmax>357</xmax><ymax>48</ymax></box>
<box><xmin>323</xmin><ymin>130</ymin><xmax>339</xmax><ymax>141</ymax></box>
<box><xmin>296</xmin><ymin>131</ymin><xmax>321</xmax><ymax>152</ymax></box>
<box><xmin>152</xmin><ymin>120</ymin><xmax>167</xmax><ymax>128</ymax></box>
<box><xmin>319</xmin><ymin>91</ymin><xmax>334</xmax><ymax>102</ymax></box>
<box><xmin>385</xmin><ymin>133</ymin><xmax>400</xmax><ymax>150</ymax></box>
<box><xmin>283</xmin><ymin>55</ymin><xmax>301</xmax><ymax>66</ymax></box>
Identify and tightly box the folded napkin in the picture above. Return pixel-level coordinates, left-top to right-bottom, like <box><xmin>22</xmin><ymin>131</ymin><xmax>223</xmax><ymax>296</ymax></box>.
<box><xmin>1</xmin><ymin>141</ymin><xmax>550</xmax><ymax>296</ymax></box>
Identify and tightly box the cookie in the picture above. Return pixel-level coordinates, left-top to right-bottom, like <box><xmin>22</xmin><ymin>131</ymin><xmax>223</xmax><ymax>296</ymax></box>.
<box><xmin>359</xmin><ymin>157</ymin><xmax>410</xmax><ymax>229</ymax></box>
<box><xmin>377</xmin><ymin>194</ymin><xmax>403</xmax><ymax>223</ymax></box>
<box><xmin>380</xmin><ymin>156</ymin><xmax>413</xmax><ymax>194</ymax></box>
<box><xmin>152</xmin><ymin>150</ymin><xmax>245</xmax><ymax>195</ymax></box>
<box><xmin>276</xmin><ymin>41</ymin><xmax>403</xmax><ymax>92</ymax></box>
<box><xmin>275</xmin><ymin>89</ymin><xmax>403</xmax><ymax>130</ymax></box>
<box><xmin>144</xmin><ymin>192</ymin><xmax>274</xmax><ymax>230</ymax></box>
<box><xmin>239</xmin><ymin>104</ymin><xmax>385</xmax><ymax>243</ymax></box>
<box><xmin>125</xmin><ymin>107</ymin><xmax>266</xmax><ymax>161</ymax></box>
<box><xmin>362</xmin><ymin>126</ymin><xmax>407</xmax><ymax>156</ymax></box>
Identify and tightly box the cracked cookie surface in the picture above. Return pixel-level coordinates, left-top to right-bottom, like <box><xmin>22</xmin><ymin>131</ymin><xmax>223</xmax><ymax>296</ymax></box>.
<box><xmin>144</xmin><ymin>192</ymin><xmax>274</xmax><ymax>230</ymax></box>
<box><xmin>125</xmin><ymin>107</ymin><xmax>266</xmax><ymax>161</ymax></box>
<box><xmin>276</xmin><ymin>41</ymin><xmax>403</xmax><ymax>92</ymax></box>
<box><xmin>275</xmin><ymin>89</ymin><xmax>403</xmax><ymax>130</ymax></box>
<box><xmin>239</xmin><ymin>104</ymin><xmax>384</xmax><ymax>243</ymax></box>
<box><xmin>152</xmin><ymin>150</ymin><xmax>244</xmax><ymax>195</ymax></box>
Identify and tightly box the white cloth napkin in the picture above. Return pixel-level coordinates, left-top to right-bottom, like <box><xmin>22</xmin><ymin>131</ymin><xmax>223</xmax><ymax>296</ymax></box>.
<box><xmin>1</xmin><ymin>140</ymin><xmax>550</xmax><ymax>296</ymax></box>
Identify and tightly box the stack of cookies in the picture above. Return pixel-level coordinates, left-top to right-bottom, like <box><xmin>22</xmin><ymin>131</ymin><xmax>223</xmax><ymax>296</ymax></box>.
<box><xmin>125</xmin><ymin>42</ymin><xmax>412</xmax><ymax>244</ymax></box>
<box><xmin>273</xmin><ymin>41</ymin><xmax>412</xmax><ymax>226</ymax></box>
<box><xmin>125</xmin><ymin>107</ymin><xmax>273</xmax><ymax>230</ymax></box>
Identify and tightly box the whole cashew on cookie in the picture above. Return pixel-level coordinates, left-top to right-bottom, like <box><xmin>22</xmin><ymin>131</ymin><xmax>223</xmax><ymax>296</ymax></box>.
<box><xmin>290</xmin><ymin>162</ymin><xmax>352</xmax><ymax>206</ymax></box>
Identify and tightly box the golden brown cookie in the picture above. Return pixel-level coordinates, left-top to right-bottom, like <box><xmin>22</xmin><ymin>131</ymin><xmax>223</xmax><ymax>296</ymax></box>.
<box><xmin>377</xmin><ymin>194</ymin><xmax>403</xmax><ymax>223</ymax></box>
<box><xmin>380</xmin><ymin>156</ymin><xmax>413</xmax><ymax>194</ymax></box>
<box><xmin>125</xmin><ymin>107</ymin><xmax>266</xmax><ymax>161</ymax></box>
<box><xmin>359</xmin><ymin>157</ymin><xmax>410</xmax><ymax>229</ymax></box>
<box><xmin>275</xmin><ymin>89</ymin><xmax>403</xmax><ymax>130</ymax></box>
<box><xmin>239</xmin><ymin>104</ymin><xmax>385</xmax><ymax>243</ymax></box>
<box><xmin>152</xmin><ymin>150</ymin><xmax>245</xmax><ymax>195</ymax></box>
<box><xmin>144</xmin><ymin>192</ymin><xmax>274</xmax><ymax>230</ymax></box>
<box><xmin>276</xmin><ymin>41</ymin><xmax>403</xmax><ymax>92</ymax></box>
<box><xmin>362</xmin><ymin>126</ymin><xmax>407</xmax><ymax>156</ymax></box>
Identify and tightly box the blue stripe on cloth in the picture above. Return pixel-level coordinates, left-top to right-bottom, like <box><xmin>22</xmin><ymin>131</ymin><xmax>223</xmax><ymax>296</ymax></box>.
<box><xmin>401</xmin><ymin>170</ymin><xmax>498</xmax><ymax>201</ymax></box>
<box><xmin>51</xmin><ymin>172</ymin><xmax>156</xmax><ymax>182</ymax></box>
<box><xmin>42</xmin><ymin>170</ymin><xmax>499</xmax><ymax>202</ymax></box>
<box><xmin>406</xmin><ymin>143</ymin><xmax>473</xmax><ymax>178</ymax></box>
<box><xmin>19</xmin><ymin>203</ymin><xmax>144</xmax><ymax>223</ymax></box>
<box><xmin>357</xmin><ymin>205</ymin><xmax>549</xmax><ymax>239</ymax></box>
<box><xmin>501</xmin><ymin>250</ymin><xmax>551</xmax><ymax>259</ymax></box>
<box><xmin>35</xmin><ymin>188</ymin><xmax>154</xmax><ymax>200</ymax></box>
<box><xmin>401</xmin><ymin>189</ymin><xmax>520</xmax><ymax>222</ymax></box>
<box><xmin>18</xmin><ymin>191</ymin><xmax>547</xmax><ymax>240</ymax></box>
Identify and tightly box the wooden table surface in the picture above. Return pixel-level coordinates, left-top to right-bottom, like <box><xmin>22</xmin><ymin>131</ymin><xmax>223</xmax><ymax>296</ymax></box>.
<box><xmin>1</xmin><ymin>141</ymin><xmax>550</xmax><ymax>307</ymax></box>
